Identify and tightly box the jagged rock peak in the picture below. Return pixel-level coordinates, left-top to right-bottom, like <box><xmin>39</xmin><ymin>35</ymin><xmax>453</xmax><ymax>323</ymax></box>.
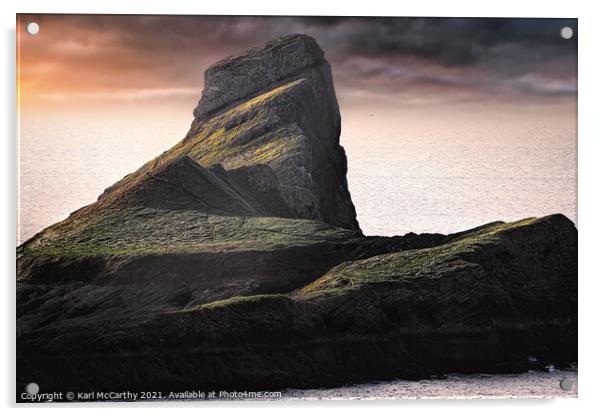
<box><xmin>20</xmin><ymin>34</ymin><xmax>360</xmax><ymax>237</ymax></box>
<box><xmin>193</xmin><ymin>34</ymin><xmax>327</xmax><ymax>120</ymax></box>
<box><xmin>187</xmin><ymin>34</ymin><xmax>360</xmax><ymax>231</ymax></box>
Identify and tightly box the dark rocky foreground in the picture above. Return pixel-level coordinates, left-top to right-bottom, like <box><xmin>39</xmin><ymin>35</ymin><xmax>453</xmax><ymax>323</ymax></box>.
<box><xmin>16</xmin><ymin>35</ymin><xmax>577</xmax><ymax>401</ymax></box>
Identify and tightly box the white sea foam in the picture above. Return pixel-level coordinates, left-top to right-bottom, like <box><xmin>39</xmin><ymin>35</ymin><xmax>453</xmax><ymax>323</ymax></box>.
<box><xmin>280</xmin><ymin>371</ymin><xmax>578</xmax><ymax>400</ymax></box>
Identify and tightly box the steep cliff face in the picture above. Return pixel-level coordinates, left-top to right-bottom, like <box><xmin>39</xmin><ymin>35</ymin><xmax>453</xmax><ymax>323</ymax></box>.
<box><xmin>190</xmin><ymin>34</ymin><xmax>358</xmax><ymax>230</ymax></box>
<box><xmin>45</xmin><ymin>34</ymin><xmax>357</xmax><ymax>236</ymax></box>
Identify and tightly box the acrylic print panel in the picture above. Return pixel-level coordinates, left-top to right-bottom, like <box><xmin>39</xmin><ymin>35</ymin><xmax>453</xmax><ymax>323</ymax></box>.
<box><xmin>16</xmin><ymin>15</ymin><xmax>577</xmax><ymax>402</ymax></box>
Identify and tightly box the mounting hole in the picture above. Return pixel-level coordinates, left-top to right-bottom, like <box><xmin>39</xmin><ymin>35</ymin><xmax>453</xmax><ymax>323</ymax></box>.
<box><xmin>25</xmin><ymin>382</ymin><xmax>39</xmax><ymax>395</ymax></box>
<box><xmin>560</xmin><ymin>378</ymin><xmax>574</xmax><ymax>391</ymax></box>
<box><xmin>26</xmin><ymin>22</ymin><xmax>40</xmax><ymax>35</ymax></box>
<box><xmin>560</xmin><ymin>26</ymin><xmax>573</xmax><ymax>40</ymax></box>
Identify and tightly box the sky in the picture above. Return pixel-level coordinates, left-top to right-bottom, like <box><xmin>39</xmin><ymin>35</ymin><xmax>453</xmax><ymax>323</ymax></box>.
<box><xmin>17</xmin><ymin>15</ymin><xmax>577</xmax><ymax>114</ymax></box>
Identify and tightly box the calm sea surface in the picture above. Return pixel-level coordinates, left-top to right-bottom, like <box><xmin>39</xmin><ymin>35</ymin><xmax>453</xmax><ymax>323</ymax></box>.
<box><xmin>17</xmin><ymin>108</ymin><xmax>577</xmax><ymax>243</ymax></box>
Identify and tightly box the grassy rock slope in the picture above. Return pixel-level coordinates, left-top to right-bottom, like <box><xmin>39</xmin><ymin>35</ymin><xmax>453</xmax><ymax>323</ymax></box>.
<box><xmin>18</xmin><ymin>34</ymin><xmax>370</xmax><ymax>307</ymax></box>
<box><xmin>18</xmin><ymin>215</ymin><xmax>577</xmax><ymax>394</ymax></box>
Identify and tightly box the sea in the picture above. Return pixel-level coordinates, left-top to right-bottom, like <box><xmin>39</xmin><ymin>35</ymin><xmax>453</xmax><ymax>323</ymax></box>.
<box><xmin>278</xmin><ymin>370</ymin><xmax>578</xmax><ymax>399</ymax></box>
<box><xmin>17</xmin><ymin>106</ymin><xmax>577</xmax><ymax>243</ymax></box>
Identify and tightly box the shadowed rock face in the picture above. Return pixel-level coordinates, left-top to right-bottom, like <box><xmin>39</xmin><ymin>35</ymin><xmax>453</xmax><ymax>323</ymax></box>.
<box><xmin>17</xmin><ymin>215</ymin><xmax>577</xmax><ymax>395</ymax></box>
<box><xmin>16</xmin><ymin>34</ymin><xmax>577</xmax><ymax>400</ymax></box>
<box><xmin>191</xmin><ymin>34</ymin><xmax>358</xmax><ymax>230</ymax></box>
<box><xmin>63</xmin><ymin>34</ymin><xmax>358</xmax><ymax>232</ymax></box>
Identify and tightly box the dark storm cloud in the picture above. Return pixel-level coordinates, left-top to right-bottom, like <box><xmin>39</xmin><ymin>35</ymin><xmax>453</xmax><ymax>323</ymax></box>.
<box><xmin>291</xmin><ymin>17</ymin><xmax>577</xmax><ymax>102</ymax></box>
<box><xmin>20</xmin><ymin>14</ymin><xmax>577</xmax><ymax>106</ymax></box>
<box><xmin>330</xmin><ymin>17</ymin><xmax>577</xmax><ymax>66</ymax></box>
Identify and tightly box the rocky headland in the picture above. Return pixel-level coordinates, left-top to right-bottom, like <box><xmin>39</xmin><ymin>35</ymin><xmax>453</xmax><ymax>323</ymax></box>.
<box><xmin>16</xmin><ymin>34</ymin><xmax>577</xmax><ymax>399</ymax></box>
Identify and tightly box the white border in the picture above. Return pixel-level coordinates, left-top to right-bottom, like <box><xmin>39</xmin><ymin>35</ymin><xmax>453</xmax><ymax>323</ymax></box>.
<box><xmin>3</xmin><ymin>0</ymin><xmax>601</xmax><ymax>414</ymax></box>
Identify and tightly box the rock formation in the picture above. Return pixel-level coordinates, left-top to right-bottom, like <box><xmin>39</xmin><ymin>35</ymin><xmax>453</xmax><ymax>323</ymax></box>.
<box><xmin>191</xmin><ymin>34</ymin><xmax>358</xmax><ymax>230</ymax></box>
<box><xmin>16</xmin><ymin>34</ymin><xmax>577</xmax><ymax>401</ymax></box>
